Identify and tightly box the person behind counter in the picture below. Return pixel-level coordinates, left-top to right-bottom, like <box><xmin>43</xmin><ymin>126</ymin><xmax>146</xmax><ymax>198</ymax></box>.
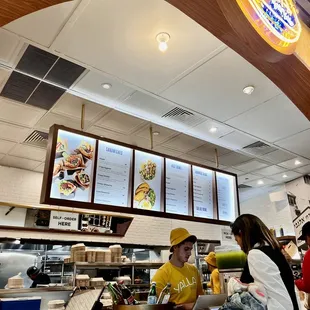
<box><xmin>27</xmin><ymin>266</ymin><xmax>50</xmax><ymax>288</ymax></box>
<box><xmin>231</xmin><ymin>214</ymin><xmax>299</xmax><ymax>310</ymax></box>
<box><xmin>296</xmin><ymin>222</ymin><xmax>310</xmax><ymax>294</ymax></box>
<box><xmin>152</xmin><ymin>228</ymin><xmax>204</xmax><ymax>309</ymax></box>
<box><xmin>204</xmin><ymin>252</ymin><xmax>220</xmax><ymax>294</ymax></box>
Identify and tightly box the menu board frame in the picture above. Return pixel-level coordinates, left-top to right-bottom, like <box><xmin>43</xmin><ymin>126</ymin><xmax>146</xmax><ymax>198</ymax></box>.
<box><xmin>41</xmin><ymin>125</ymin><xmax>240</xmax><ymax>225</ymax></box>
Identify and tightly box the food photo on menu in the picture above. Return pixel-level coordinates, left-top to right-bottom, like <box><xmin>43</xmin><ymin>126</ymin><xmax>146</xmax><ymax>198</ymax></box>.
<box><xmin>134</xmin><ymin>151</ymin><xmax>162</xmax><ymax>211</ymax></box>
<box><xmin>50</xmin><ymin>130</ymin><xmax>96</xmax><ymax>203</ymax></box>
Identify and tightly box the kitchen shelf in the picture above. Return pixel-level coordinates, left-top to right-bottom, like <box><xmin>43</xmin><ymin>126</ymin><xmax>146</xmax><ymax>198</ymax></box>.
<box><xmin>65</xmin><ymin>262</ymin><xmax>163</xmax><ymax>268</ymax></box>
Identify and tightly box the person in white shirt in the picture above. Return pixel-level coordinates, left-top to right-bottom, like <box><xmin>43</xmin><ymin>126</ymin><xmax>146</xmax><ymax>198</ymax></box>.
<box><xmin>231</xmin><ymin>214</ymin><xmax>299</xmax><ymax>310</ymax></box>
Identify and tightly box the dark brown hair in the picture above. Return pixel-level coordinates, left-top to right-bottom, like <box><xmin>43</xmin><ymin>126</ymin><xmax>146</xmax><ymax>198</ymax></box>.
<box><xmin>231</xmin><ymin>214</ymin><xmax>280</xmax><ymax>254</ymax></box>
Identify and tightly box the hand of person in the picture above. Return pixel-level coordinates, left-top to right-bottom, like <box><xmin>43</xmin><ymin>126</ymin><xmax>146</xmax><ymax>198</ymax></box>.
<box><xmin>174</xmin><ymin>302</ymin><xmax>194</xmax><ymax>310</ymax></box>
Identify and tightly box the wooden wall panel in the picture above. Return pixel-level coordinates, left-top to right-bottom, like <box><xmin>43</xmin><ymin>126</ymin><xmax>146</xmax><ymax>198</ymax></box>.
<box><xmin>167</xmin><ymin>0</ymin><xmax>310</xmax><ymax>121</ymax></box>
<box><xmin>0</xmin><ymin>0</ymin><xmax>71</xmax><ymax>27</ymax></box>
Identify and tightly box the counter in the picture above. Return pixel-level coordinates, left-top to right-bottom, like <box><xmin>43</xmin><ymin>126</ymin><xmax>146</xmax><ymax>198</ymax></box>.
<box><xmin>0</xmin><ymin>287</ymin><xmax>73</xmax><ymax>310</ymax></box>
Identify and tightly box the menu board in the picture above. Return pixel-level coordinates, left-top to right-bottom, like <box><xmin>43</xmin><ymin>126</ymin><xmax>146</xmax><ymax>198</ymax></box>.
<box><xmin>193</xmin><ymin>166</ymin><xmax>214</xmax><ymax>219</ymax></box>
<box><xmin>94</xmin><ymin>141</ymin><xmax>132</xmax><ymax>207</ymax></box>
<box><xmin>217</xmin><ymin>172</ymin><xmax>237</xmax><ymax>222</ymax></box>
<box><xmin>50</xmin><ymin>130</ymin><xmax>96</xmax><ymax>202</ymax></box>
<box><xmin>166</xmin><ymin>159</ymin><xmax>190</xmax><ymax>215</ymax></box>
<box><xmin>133</xmin><ymin>151</ymin><xmax>163</xmax><ymax>212</ymax></box>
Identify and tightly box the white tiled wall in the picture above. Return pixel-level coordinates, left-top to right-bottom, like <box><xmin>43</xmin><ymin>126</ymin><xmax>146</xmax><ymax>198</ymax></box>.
<box><xmin>239</xmin><ymin>185</ymin><xmax>295</xmax><ymax>236</ymax></box>
<box><xmin>0</xmin><ymin>166</ymin><xmax>228</xmax><ymax>246</ymax></box>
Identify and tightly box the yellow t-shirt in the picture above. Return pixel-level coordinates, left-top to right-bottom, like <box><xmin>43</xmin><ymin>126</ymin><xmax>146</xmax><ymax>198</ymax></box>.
<box><xmin>210</xmin><ymin>268</ymin><xmax>221</xmax><ymax>294</ymax></box>
<box><xmin>152</xmin><ymin>262</ymin><xmax>204</xmax><ymax>305</ymax></box>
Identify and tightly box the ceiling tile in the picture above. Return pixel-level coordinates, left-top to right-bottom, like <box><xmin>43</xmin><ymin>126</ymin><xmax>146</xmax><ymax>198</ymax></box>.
<box><xmin>33</xmin><ymin>162</ymin><xmax>45</xmax><ymax>173</ymax></box>
<box><xmin>270</xmin><ymin>171</ymin><xmax>302</xmax><ymax>182</ymax></box>
<box><xmin>0</xmin><ymin>139</ymin><xmax>16</xmax><ymax>153</ymax></box>
<box><xmin>295</xmin><ymin>165</ymin><xmax>310</xmax><ymax>175</ymax></box>
<box><xmin>218</xmin><ymin>152</ymin><xmax>253</xmax><ymax>167</ymax></box>
<box><xmin>0</xmin><ymin>155</ymin><xmax>41</xmax><ymax>170</ymax></box>
<box><xmin>52</xmin><ymin>0</ymin><xmax>224</xmax><ymax>93</ymax></box>
<box><xmin>87</xmin><ymin>126</ymin><xmax>130</xmax><ymax>143</ymax></box>
<box><xmin>161</xmin><ymin>48</ymin><xmax>281</xmax><ymax>121</ymax></box>
<box><xmin>71</xmin><ymin>71</ymin><xmax>134</xmax><ymax>106</ymax></box>
<box><xmin>226</xmin><ymin>94</ymin><xmax>310</xmax><ymax>143</ymax></box>
<box><xmin>259</xmin><ymin>149</ymin><xmax>295</xmax><ymax>164</ymax></box>
<box><xmin>278</xmin><ymin>158</ymin><xmax>310</xmax><ymax>169</ymax></box>
<box><xmin>188</xmin><ymin>142</ymin><xmax>230</xmax><ymax>160</ymax></box>
<box><xmin>0</xmin><ymin>67</ymin><xmax>12</xmax><ymax>93</ymax></box>
<box><xmin>96</xmin><ymin>110</ymin><xmax>146</xmax><ymax>134</ymax></box>
<box><xmin>179</xmin><ymin>153</ymin><xmax>217</xmax><ymax>168</ymax></box>
<box><xmin>0</xmin><ymin>154</ymin><xmax>5</xmax><ymax>161</ymax></box>
<box><xmin>52</xmin><ymin>93</ymin><xmax>109</xmax><ymax>121</ymax></box>
<box><xmin>15</xmin><ymin>45</ymin><xmax>58</xmax><ymax>79</ymax></box>
<box><xmin>44</xmin><ymin>58</ymin><xmax>85</xmax><ymax>88</ymax></box>
<box><xmin>191</xmin><ymin>119</ymin><xmax>234</xmax><ymax>139</ymax></box>
<box><xmin>244</xmin><ymin>178</ymin><xmax>277</xmax><ymax>187</ymax></box>
<box><xmin>254</xmin><ymin>165</ymin><xmax>287</xmax><ymax>176</ymax></box>
<box><xmin>9</xmin><ymin>144</ymin><xmax>46</xmax><ymax>161</ymax></box>
<box><xmin>0</xmin><ymin>28</ymin><xmax>21</xmax><ymax>66</ymax></box>
<box><xmin>0</xmin><ymin>122</ymin><xmax>31</xmax><ymax>142</ymax></box>
<box><xmin>135</xmin><ymin>123</ymin><xmax>178</xmax><ymax>144</ymax></box>
<box><xmin>234</xmin><ymin>160</ymin><xmax>268</xmax><ymax>172</ymax></box>
<box><xmin>0</xmin><ymin>97</ymin><xmax>46</xmax><ymax>127</ymax></box>
<box><xmin>27</xmin><ymin>82</ymin><xmax>66</xmax><ymax>110</ymax></box>
<box><xmin>218</xmin><ymin>131</ymin><xmax>258</xmax><ymax>150</ymax></box>
<box><xmin>162</xmin><ymin>134</ymin><xmax>205</xmax><ymax>152</ymax></box>
<box><xmin>1</xmin><ymin>71</ymin><xmax>39</xmax><ymax>103</ymax></box>
<box><xmin>35</xmin><ymin>112</ymin><xmax>85</xmax><ymax>131</ymax></box>
<box><xmin>153</xmin><ymin>146</ymin><xmax>184</xmax><ymax>158</ymax></box>
<box><xmin>4</xmin><ymin>1</ymin><xmax>80</xmax><ymax>47</ymax></box>
<box><xmin>238</xmin><ymin>173</ymin><xmax>261</xmax><ymax>184</ymax></box>
<box><xmin>224</xmin><ymin>167</ymin><xmax>244</xmax><ymax>176</ymax></box>
<box><xmin>276</xmin><ymin>129</ymin><xmax>310</xmax><ymax>159</ymax></box>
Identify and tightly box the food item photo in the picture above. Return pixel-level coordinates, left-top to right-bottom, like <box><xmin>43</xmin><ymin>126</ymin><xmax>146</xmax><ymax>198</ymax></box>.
<box><xmin>139</xmin><ymin>160</ymin><xmax>156</xmax><ymax>181</ymax></box>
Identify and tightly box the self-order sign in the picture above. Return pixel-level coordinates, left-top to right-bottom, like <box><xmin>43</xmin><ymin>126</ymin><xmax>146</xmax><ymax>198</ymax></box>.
<box><xmin>49</xmin><ymin>211</ymin><xmax>79</xmax><ymax>230</ymax></box>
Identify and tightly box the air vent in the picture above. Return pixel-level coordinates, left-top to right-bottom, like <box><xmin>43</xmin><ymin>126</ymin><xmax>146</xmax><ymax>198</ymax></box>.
<box><xmin>238</xmin><ymin>184</ymin><xmax>252</xmax><ymax>189</ymax></box>
<box><xmin>24</xmin><ymin>130</ymin><xmax>48</xmax><ymax>148</ymax></box>
<box><xmin>161</xmin><ymin>107</ymin><xmax>206</xmax><ymax>127</ymax></box>
<box><xmin>242</xmin><ymin>141</ymin><xmax>277</xmax><ymax>156</ymax></box>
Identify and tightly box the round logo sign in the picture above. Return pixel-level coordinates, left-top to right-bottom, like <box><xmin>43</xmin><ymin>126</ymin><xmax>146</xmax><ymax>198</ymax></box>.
<box><xmin>236</xmin><ymin>0</ymin><xmax>302</xmax><ymax>54</ymax></box>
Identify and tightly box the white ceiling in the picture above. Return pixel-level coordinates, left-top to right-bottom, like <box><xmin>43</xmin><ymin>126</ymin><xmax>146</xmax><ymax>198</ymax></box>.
<box><xmin>0</xmin><ymin>0</ymin><xmax>309</xmax><ymax>190</ymax></box>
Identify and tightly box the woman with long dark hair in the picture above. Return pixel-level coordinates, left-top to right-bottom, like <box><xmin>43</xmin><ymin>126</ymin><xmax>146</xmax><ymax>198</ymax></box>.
<box><xmin>231</xmin><ymin>214</ymin><xmax>299</xmax><ymax>310</ymax></box>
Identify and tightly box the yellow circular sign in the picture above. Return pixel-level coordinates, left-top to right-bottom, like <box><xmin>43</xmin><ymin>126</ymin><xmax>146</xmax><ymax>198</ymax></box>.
<box><xmin>236</xmin><ymin>0</ymin><xmax>302</xmax><ymax>54</ymax></box>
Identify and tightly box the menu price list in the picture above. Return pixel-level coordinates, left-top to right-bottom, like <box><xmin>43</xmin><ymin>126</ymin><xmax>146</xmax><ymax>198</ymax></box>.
<box><xmin>94</xmin><ymin>141</ymin><xmax>132</xmax><ymax>207</ymax></box>
<box><xmin>166</xmin><ymin>159</ymin><xmax>190</xmax><ymax>216</ymax></box>
<box><xmin>217</xmin><ymin>172</ymin><xmax>237</xmax><ymax>222</ymax></box>
<box><xmin>193</xmin><ymin>166</ymin><xmax>214</xmax><ymax>219</ymax></box>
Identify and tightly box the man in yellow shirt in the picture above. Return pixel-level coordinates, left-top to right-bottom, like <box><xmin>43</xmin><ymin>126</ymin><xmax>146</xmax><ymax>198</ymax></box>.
<box><xmin>205</xmin><ymin>252</ymin><xmax>221</xmax><ymax>294</ymax></box>
<box><xmin>152</xmin><ymin>228</ymin><xmax>204</xmax><ymax>308</ymax></box>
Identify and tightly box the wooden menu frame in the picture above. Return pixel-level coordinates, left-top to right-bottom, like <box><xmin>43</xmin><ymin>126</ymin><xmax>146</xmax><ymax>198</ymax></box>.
<box><xmin>41</xmin><ymin>125</ymin><xmax>240</xmax><ymax>225</ymax></box>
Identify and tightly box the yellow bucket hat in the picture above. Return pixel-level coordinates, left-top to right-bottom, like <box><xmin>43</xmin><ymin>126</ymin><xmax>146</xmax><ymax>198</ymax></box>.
<box><xmin>205</xmin><ymin>251</ymin><xmax>217</xmax><ymax>267</ymax></box>
<box><xmin>170</xmin><ymin>228</ymin><xmax>197</xmax><ymax>252</ymax></box>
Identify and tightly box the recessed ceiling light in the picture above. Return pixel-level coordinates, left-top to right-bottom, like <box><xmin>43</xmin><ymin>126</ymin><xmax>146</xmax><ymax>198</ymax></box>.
<box><xmin>282</xmin><ymin>174</ymin><xmax>288</xmax><ymax>178</ymax></box>
<box><xmin>102</xmin><ymin>83</ymin><xmax>112</xmax><ymax>89</ymax></box>
<box><xmin>295</xmin><ymin>160</ymin><xmax>301</xmax><ymax>166</ymax></box>
<box><xmin>153</xmin><ymin>131</ymin><xmax>160</xmax><ymax>136</ymax></box>
<box><xmin>257</xmin><ymin>180</ymin><xmax>264</xmax><ymax>185</ymax></box>
<box><xmin>156</xmin><ymin>32</ymin><xmax>170</xmax><ymax>52</ymax></box>
<box><xmin>243</xmin><ymin>85</ymin><xmax>255</xmax><ymax>95</ymax></box>
<box><xmin>209</xmin><ymin>127</ymin><xmax>218</xmax><ymax>133</ymax></box>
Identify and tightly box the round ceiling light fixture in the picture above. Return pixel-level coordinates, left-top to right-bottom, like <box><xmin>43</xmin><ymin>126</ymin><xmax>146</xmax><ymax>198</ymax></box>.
<box><xmin>283</xmin><ymin>174</ymin><xmax>288</xmax><ymax>178</ymax></box>
<box><xmin>156</xmin><ymin>32</ymin><xmax>170</xmax><ymax>52</ymax></box>
<box><xmin>153</xmin><ymin>131</ymin><xmax>160</xmax><ymax>136</ymax></box>
<box><xmin>257</xmin><ymin>180</ymin><xmax>264</xmax><ymax>185</ymax></box>
<box><xmin>209</xmin><ymin>127</ymin><xmax>218</xmax><ymax>133</ymax></box>
<box><xmin>243</xmin><ymin>85</ymin><xmax>255</xmax><ymax>95</ymax></box>
<box><xmin>295</xmin><ymin>160</ymin><xmax>301</xmax><ymax>166</ymax></box>
<box><xmin>102</xmin><ymin>83</ymin><xmax>112</xmax><ymax>89</ymax></box>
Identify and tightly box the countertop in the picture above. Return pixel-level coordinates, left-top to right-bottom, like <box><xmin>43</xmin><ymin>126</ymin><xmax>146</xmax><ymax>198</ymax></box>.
<box><xmin>0</xmin><ymin>286</ymin><xmax>73</xmax><ymax>295</ymax></box>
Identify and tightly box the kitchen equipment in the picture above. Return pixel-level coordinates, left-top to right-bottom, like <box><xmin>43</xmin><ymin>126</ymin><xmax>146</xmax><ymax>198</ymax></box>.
<box><xmin>7</xmin><ymin>273</ymin><xmax>24</xmax><ymax>289</ymax></box>
<box><xmin>218</xmin><ymin>268</ymin><xmax>243</xmax><ymax>294</ymax></box>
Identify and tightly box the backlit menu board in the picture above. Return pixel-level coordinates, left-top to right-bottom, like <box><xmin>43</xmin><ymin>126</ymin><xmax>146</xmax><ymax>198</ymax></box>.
<box><xmin>166</xmin><ymin>159</ymin><xmax>190</xmax><ymax>216</ymax></box>
<box><xmin>133</xmin><ymin>151</ymin><xmax>163</xmax><ymax>212</ymax></box>
<box><xmin>193</xmin><ymin>166</ymin><xmax>214</xmax><ymax>219</ymax></box>
<box><xmin>216</xmin><ymin>172</ymin><xmax>238</xmax><ymax>222</ymax></box>
<box><xmin>50</xmin><ymin>130</ymin><xmax>96</xmax><ymax>202</ymax></box>
<box><xmin>94</xmin><ymin>141</ymin><xmax>132</xmax><ymax>207</ymax></box>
